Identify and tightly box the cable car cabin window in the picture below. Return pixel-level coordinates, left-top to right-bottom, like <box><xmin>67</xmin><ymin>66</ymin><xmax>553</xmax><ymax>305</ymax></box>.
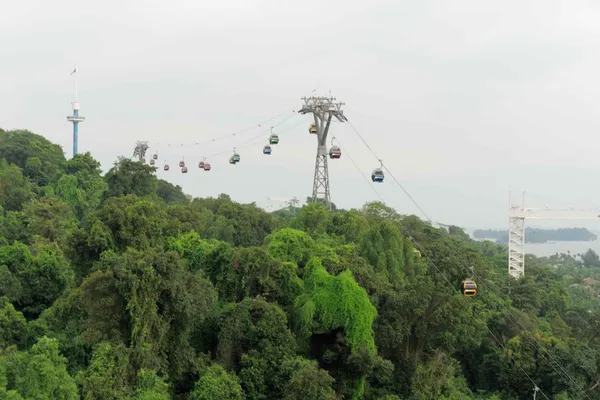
<box><xmin>461</xmin><ymin>280</ymin><xmax>477</xmax><ymax>296</ymax></box>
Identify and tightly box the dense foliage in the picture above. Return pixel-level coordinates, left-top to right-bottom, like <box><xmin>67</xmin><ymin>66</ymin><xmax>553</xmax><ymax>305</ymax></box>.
<box><xmin>1</xmin><ymin>129</ymin><xmax>600</xmax><ymax>399</ymax></box>
<box><xmin>474</xmin><ymin>227</ymin><xmax>598</xmax><ymax>243</ymax></box>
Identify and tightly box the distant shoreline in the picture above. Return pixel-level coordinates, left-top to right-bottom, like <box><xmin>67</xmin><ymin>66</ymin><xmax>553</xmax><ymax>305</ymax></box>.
<box><xmin>472</xmin><ymin>227</ymin><xmax>597</xmax><ymax>244</ymax></box>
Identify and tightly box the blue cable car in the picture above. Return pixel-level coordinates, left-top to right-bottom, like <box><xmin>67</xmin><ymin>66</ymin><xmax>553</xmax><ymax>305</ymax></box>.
<box><xmin>372</xmin><ymin>160</ymin><xmax>384</xmax><ymax>183</ymax></box>
<box><xmin>263</xmin><ymin>145</ymin><xmax>272</xmax><ymax>155</ymax></box>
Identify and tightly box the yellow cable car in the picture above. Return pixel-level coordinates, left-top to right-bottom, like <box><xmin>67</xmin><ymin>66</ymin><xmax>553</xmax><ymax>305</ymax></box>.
<box><xmin>461</xmin><ymin>280</ymin><xmax>477</xmax><ymax>297</ymax></box>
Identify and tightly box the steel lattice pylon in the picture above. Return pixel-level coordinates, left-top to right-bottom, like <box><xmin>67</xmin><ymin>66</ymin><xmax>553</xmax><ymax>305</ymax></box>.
<box><xmin>508</xmin><ymin>191</ymin><xmax>526</xmax><ymax>278</ymax></box>
<box><xmin>508</xmin><ymin>206</ymin><xmax>525</xmax><ymax>278</ymax></box>
<box><xmin>298</xmin><ymin>95</ymin><xmax>347</xmax><ymax>209</ymax></box>
<box><xmin>312</xmin><ymin>153</ymin><xmax>330</xmax><ymax>201</ymax></box>
<box><xmin>133</xmin><ymin>141</ymin><xmax>149</xmax><ymax>162</ymax></box>
<box><xmin>507</xmin><ymin>191</ymin><xmax>600</xmax><ymax>277</ymax></box>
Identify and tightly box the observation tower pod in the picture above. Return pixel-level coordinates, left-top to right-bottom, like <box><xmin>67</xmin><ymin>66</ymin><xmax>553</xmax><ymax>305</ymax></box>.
<box><xmin>66</xmin><ymin>101</ymin><xmax>85</xmax><ymax>158</ymax></box>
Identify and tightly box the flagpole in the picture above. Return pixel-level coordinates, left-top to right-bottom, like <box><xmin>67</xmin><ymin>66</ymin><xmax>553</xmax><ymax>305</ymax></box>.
<box><xmin>75</xmin><ymin>65</ymin><xmax>78</xmax><ymax>101</ymax></box>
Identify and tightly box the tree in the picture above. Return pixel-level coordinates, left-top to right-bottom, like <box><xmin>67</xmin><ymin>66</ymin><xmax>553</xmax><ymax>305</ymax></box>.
<box><xmin>0</xmin><ymin>336</ymin><xmax>78</xmax><ymax>399</ymax></box>
<box><xmin>0</xmin><ymin>159</ymin><xmax>34</xmax><ymax>212</ymax></box>
<box><xmin>282</xmin><ymin>359</ymin><xmax>337</xmax><ymax>400</ymax></box>
<box><xmin>581</xmin><ymin>249</ymin><xmax>600</xmax><ymax>268</ymax></box>
<box><xmin>104</xmin><ymin>158</ymin><xmax>158</xmax><ymax>199</ymax></box>
<box><xmin>189</xmin><ymin>364</ymin><xmax>244</xmax><ymax>400</ymax></box>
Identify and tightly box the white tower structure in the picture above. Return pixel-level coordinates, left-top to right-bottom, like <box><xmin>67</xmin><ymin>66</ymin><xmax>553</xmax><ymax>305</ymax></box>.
<box><xmin>508</xmin><ymin>191</ymin><xmax>600</xmax><ymax>278</ymax></box>
<box><xmin>66</xmin><ymin>66</ymin><xmax>85</xmax><ymax>158</ymax></box>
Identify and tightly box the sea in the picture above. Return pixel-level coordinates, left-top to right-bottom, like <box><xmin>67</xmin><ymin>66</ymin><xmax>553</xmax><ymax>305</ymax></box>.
<box><xmin>470</xmin><ymin>237</ymin><xmax>600</xmax><ymax>258</ymax></box>
<box><xmin>521</xmin><ymin>240</ymin><xmax>600</xmax><ymax>258</ymax></box>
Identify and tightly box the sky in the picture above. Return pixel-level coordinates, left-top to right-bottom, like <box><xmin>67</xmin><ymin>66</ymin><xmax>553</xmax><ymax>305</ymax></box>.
<box><xmin>2</xmin><ymin>0</ymin><xmax>600</xmax><ymax>230</ymax></box>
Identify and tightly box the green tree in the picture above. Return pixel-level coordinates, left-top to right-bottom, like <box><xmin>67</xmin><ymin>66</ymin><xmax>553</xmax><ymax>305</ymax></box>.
<box><xmin>134</xmin><ymin>369</ymin><xmax>170</xmax><ymax>400</ymax></box>
<box><xmin>189</xmin><ymin>364</ymin><xmax>244</xmax><ymax>400</ymax></box>
<box><xmin>104</xmin><ymin>158</ymin><xmax>158</xmax><ymax>199</ymax></box>
<box><xmin>0</xmin><ymin>297</ymin><xmax>27</xmax><ymax>349</ymax></box>
<box><xmin>1</xmin><ymin>336</ymin><xmax>78</xmax><ymax>399</ymax></box>
<box><xmin>282</xmin><ymin>359</ymin><xmax>337</xmax><ymax>400</ymax></box>
<box><xmin>0</xmin><ymin>159</ymin><xmax>34</xmax><ymax>212</ymax></box>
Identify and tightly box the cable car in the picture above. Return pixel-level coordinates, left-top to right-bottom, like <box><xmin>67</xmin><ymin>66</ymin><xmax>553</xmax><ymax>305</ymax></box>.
<box><xmin>263</xmin><ymin>145</ymin><xmax>272</xmax><ymax>155</ymax></box>
<box><xmin>198</xmin><ymin>161</ymin><xmax>205</xmax><ymax>168</ymax></box>
<box><xmin>371</xmin><ymin>168</ymin><xmax>384</xmax><ymax>183</ymax></box>
<box><xmin>230</xmin><ymin>149</ymin><xmax>240</xmax><ymax>163</ymax></box>
<box><xmin>150</xmin><ymin>159</ymin><xmax>156</xmax><ymax>166</ymax></box>
<box><xmin>461</xmin><ymin>280</ymin><xmax>477</xmax><ymax>297</ymax></box>
<box><xmin>181</xmin><ymin>166</ymin><xmax>188</xmax><ymax>174</ymax></box>
<box><xmin>309</xmin><ymin>124</ymin><xmax>317</xmax><ymax>134</ymax></box>
<box><xmin>179</xmin><ymin>160</ymin><xmax>185</xmax><ymax>168</ymax></box>
<box><xmin>164</xmin><ymin>164</ymin><xmax>170</xmax><ymax>171</ymax></box>
<box><xmin>269</xmin><ymin>134</ymin><xmax>279</xmax><ymax>145</ymax></box>
<box><xmin>203</xmin><ymin>163</ymin><xmax>211</xmax><ymax>171</ymax></box>
<box><xmin>329</xmin><ymin>145</ymin><xmax>341</xmax><ymax>159</ymax></box>
<box><xmin>152</xmin><ymin>153</ymin><xmax>158</xmax><ymax>160</ymax></box>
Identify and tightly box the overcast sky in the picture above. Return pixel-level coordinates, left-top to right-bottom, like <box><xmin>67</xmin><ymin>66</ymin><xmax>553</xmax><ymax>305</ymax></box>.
<box><xmin>2</xmin><ymin>0</ymin><xmax>600</xmax><ymax>230</ymax></box>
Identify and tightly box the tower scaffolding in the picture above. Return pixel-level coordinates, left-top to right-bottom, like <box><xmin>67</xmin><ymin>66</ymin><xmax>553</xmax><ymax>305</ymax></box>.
<box><xmin>508</xmin><ymin>191</ymin><xmax>600</xmax><ymax>277</ymax></box>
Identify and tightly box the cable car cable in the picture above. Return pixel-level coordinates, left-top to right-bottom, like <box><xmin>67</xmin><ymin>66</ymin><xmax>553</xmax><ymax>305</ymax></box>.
<box><xmin>344</xmin><ymin>122</ymin><xmax>593</xmax><ymax>399</ymax></box>
<box><xmin>334</xmin><ymin>136</ymin><xmax>552</xmax><ymax>400</ymax></box>
<box><xmin>341</xmin><ymin>124</ymin><xmax>593</xmax><ymax>399</ymax></box>
<box><xmin>344</xmin><ymin>124</ymin><xmax>594</xmax><ymax>400</ymax></box>
<box><xmin>153</xmin><ymin>115</ymin><xmax>308</xmax><ymax>166</ymax></box>
<box><xmin>153</xmin><ymin>107</ymin><xmax>297</xmax><ymax>149</ymax></box>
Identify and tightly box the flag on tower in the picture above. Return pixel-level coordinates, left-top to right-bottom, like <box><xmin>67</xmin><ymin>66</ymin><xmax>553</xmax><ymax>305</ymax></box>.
<box><xmin>71</xmin><ymin>66</ymin><xmax>77</xmax><ymax>75</ymax></box>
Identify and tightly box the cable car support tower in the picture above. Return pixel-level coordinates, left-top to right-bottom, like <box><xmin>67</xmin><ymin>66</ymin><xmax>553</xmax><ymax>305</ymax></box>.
<box><xmin>133</xmin><ymin>141</ymin><xmax>149</xmax><ymax>162</ymax></box>
<box><xmin>508</xmin><ymin>191</ymin><xmax>600</xmax><ymax>278</ymax></box>
<box><xmin>298</xmin><ymin>95</ymin><xmax>347</xmax><ymax>209</ymax></box>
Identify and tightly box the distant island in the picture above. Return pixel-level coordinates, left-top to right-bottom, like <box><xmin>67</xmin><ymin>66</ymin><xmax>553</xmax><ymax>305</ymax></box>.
<box><xmin>473</xmin><ymin>227</ymin><xmax>597</xmax><ymax>244</ymax></box>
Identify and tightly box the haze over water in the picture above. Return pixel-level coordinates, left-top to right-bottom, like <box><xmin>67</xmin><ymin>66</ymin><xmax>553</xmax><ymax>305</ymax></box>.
<box><xmin>524</xmin><ymin>240</ymin><xmax>600</xmax><ymax>258</ymax></box>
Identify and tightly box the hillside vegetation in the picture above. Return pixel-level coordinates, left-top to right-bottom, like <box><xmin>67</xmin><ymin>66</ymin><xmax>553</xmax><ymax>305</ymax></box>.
<box><xmin>1</xmin><ymin>129</ymin><xmax>600</xmax><ymax>399</ymax></box>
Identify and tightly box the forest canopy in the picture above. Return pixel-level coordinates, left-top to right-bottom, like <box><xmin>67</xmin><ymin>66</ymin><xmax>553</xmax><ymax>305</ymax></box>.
<box><xmin>1</xmin><ymin>129</ymin><xmax>600</xmax><ymax>399</ymax></box>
